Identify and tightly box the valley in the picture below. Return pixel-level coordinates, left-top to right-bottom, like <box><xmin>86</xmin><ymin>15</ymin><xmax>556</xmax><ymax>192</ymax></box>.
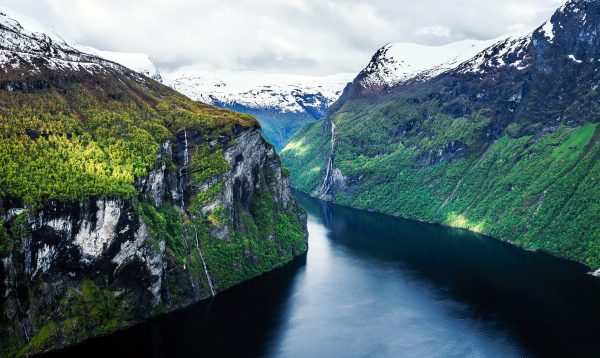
<box><xmin>1</xmin><ymin>0</ymin><xmax>600</xmax><ymax>356</ymax></box>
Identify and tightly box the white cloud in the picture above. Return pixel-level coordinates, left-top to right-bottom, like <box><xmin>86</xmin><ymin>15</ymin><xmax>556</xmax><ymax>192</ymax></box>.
<box><xmin>416</xmin><ymin>26</ymin><xmax>452</xmax><ymax>38</ymax></box>
<box><xmin>0</xmin><ymin>0</ymin><xmax>566</xmax><ymax>76</ymax></box>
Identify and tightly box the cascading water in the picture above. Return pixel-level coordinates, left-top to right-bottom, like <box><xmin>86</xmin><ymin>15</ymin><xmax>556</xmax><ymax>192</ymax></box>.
<box><xmin>319</xmin><ymin>119</ymin><xmax>336</xmax><ymax>197</ymax></box>
<box><xmin>191</xmin><ymin>225</ymin><xmax>216</xmax><ymax>296</ymax></box>
<box><xmin>179</xmin><ymin>128</ymin><xmax>190</xmax><ymax>208</ymax></box>
<box><xmin>178</xmin><ymin>128</ymin><xmax>217</xmax><ymax>297</ymax></box>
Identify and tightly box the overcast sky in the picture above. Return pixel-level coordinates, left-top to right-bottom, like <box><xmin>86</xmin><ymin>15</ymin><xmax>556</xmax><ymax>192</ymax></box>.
<box><xmin>0</xmin><ymin>0</ymin><xmax>566</xmax><ymax>76</ymax></box>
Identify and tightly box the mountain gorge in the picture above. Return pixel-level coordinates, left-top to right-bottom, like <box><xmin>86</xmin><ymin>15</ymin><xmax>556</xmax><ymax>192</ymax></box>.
<box><xmin>0</xmin><ymin>12</ymin><xmax>307</xmax><ymax>356</ymax></box>
<box><xmin>167</xmin><ymin>72</ymin><xmax>351</xmax><ymax>151</ymax></box>
<box><xmin>283</xmin><ymin>0</ymin><xmax>600</xmax><ymax>268</ymax></box>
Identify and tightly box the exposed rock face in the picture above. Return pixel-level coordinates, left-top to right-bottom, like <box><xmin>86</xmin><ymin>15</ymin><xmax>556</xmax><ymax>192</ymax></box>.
<box><xmin>418</xmin><ymin>141</ymin><xmax>469</xmax><ymax>166</ymax></box>
<box><xmin>223</xmin><ymin>129</ymin><xmax>293</xmax><ymax>218</ymax></box>
<box><xmin>0</xmin><ymin>126</ymin><xmax>307</xmax><ymax>356</ymax></box>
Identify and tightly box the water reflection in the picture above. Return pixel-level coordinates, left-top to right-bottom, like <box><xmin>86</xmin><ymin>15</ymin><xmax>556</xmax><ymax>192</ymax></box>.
<box><xmin>46</xmin><ymin>191</ymin><xmax>600</xmax><ymax>357</ymax></box>
<box><xmin>292</xmin><ymin>191</ymin><xmax>600</xmax><ymax>357</ymax></box>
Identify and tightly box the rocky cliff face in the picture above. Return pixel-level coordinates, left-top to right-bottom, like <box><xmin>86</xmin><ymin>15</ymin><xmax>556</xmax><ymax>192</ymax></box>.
<box><xmin>0</xmin><ymin>12</ymin><xmax>307</xmax><ymax>357</ymax></box>
<box><xmin>1</xmin><ymin>124</ymin><xmax>306</xmax><ymax>356</ymax></box>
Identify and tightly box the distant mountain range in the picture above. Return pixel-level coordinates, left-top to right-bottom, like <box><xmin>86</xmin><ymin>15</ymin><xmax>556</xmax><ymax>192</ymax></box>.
<box><xmin>164</xmin><ymin>71</ymin><xmax>352</xmax><ymax>150</ymax></box>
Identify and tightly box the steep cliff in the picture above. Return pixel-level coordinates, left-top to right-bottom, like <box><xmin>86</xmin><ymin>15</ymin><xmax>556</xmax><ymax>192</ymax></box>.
<box><xmin>283</xmin><ymin>0</ymin><xmax>600</xmax><ymax>268</ymax></box>
<box><xmin>0</xmin><ymin>13</ymin><xmax>307</xmax><ymax>356</ymax></box>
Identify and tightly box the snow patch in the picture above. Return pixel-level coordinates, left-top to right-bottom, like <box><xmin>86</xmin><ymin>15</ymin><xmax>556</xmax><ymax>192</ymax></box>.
<box><xmin>76</xmin><ymin>46</ymin><xmax>163</xmax><ymax>81</ymax></box>
<box><xmin>569</xmin><ymin>54</ymin><xmax>583</xmax><ymax>64</ymax></box>
<box><xmin>460</xmin><ymin>35</ymin><xmax>532</xmax><ymax>74</ymax></box>
<box><xmin>541</xmin><ymin>20</ymin><xmax>555</xmax><ymax>42</ymax></box>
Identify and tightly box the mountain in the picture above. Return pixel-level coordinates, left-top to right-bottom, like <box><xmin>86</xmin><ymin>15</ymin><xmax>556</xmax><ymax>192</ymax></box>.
<box><xmin>167</xmin><ymin>71</ymin><xmax>352</xmax><ymax>150</ymax></box>
<box><xmin>0</xmin><ymin>12</ymin><xmax>307</xmax><ymax>356</ymax></box>
<box><xmin>282</xmin><ymin>0</ymin><xmax>600</xmax><ymax>269</ymax></box>
<box><xmin>355</xmin><ymin>38</ymin><xmax>500</xmax><ymax>95</ymax></box>
<box><xmin>0</xmin><ymin>7</ymin><xmax>163</xmax><ymax>82</ymax></box>
<box><xmin>76</xmin><ymin>46</ymin><xmax>163</xmax><ymax>82</ymax></box>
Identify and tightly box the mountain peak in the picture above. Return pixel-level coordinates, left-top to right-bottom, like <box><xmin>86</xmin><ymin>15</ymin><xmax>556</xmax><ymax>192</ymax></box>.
<box><xmin>355</xmin><ymin>39</ymin><xmax>500</xmax><ymax>95</ymax></box>
<box><xmin>0</xmin><ymin>10</ymin><xmax>162</xmax><ymax>82</ymax></box>
<box><xmin>78</xmin><ymin>46</ymin><xmax>163</xmax><ymax>82</ymax></box>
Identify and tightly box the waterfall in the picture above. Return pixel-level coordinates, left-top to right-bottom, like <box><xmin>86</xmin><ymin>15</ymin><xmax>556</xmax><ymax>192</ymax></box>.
<box><xmin>191</xmin><ymin>225</ymin><xmax>216</xmax><ymax>296</ymax></box>
<box><xmin>178</xmin><ymin>128</ymin><xmax>216</xmax><ymax>296</ymax></box>
<box><xmin>179</xmin><ymin>128</ymin><xmax>189</xmax><ymax>208</ymax></box>
<box><xmin>319</xmin><ymin>119</ymin><xmax>336</xmax><ymax>197</ymax></box>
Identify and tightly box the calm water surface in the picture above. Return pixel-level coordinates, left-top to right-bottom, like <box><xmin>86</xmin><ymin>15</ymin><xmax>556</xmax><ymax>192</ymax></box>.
<box><xmin>48</xmin><ymin>191</ymin><xmax>600</xmax><ymax>357</ymax></box>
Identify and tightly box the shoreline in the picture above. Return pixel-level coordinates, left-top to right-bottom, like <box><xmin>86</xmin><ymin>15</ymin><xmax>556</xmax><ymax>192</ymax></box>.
<box><xmin>291</xmin><ymin>188</ymin><xmax>597</xmax><ymax>277</ymax></box>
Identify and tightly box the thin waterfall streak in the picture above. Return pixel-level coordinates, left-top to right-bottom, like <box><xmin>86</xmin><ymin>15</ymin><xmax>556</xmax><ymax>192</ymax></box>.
<box><xmin>179</xmin><ymin>128</ymin><xmax>189</xmax><ymax>208</ymax></box>
<box><xmin>319</xmin><ymin>119</ymin><xmax>336</xmax><ymax>196</ymax></box>
<box><xmin>178</xmin><ymin>128</ymin><xmax>215</xmax><ymax>296</ymax></box>
<box><xmin>191</xmin><ymin>224</ymin><xmax>216</xmax><ymax>296</ymax></box>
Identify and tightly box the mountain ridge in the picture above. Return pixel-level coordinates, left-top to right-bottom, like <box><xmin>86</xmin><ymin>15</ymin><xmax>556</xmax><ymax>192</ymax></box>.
<box><xmin>283</xmin><ymin>0</ymin><xmax>600</xmax><ymax>269</ymax></box>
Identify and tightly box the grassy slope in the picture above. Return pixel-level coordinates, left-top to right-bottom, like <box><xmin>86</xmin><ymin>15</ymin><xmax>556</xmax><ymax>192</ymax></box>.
<box><xmin>283</xmin><ymin>93</ymin><xmax>600</xmax><ymax>268</ymax></box>
<box><xmin>0</xmin><ymin>71</ymin><xmax>256</xmax><ymax>205</ymax></box>
<box><xmin>281</xmin><ymin>120</ymin><xmax>330</xmax><ymax>192</ymax></box>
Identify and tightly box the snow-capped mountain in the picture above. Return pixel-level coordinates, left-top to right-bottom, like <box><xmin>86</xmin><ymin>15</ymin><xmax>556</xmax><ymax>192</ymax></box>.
<box><xmin>167</xmin><ymin>71</ymin><xmax>352</xmax><ymax>114</ymax></box>
<box><xmin>75</xmin><ymin>46</ymin><xmax>163</xmax><ymax>82</ymax></box>
<box><xmin>0</xmin><ymin>12</ymin><xmax>112</xmax><ymax>75</ymax></box>
<box><xmin>0</xmin><ymin>10</ymin><xmax>162</xmax><ymax>82</ymax></box>
<box><xmin>358</xmin><ymin>39</ymin><xmax>501</xmax><ymax>91</ymax></box>
<box><xmin>166</xmin><ymin>71</ymin><xmax>353</xmax><ymax>150</ymax></box>
<box><xmin>354</xmin><ymin>0</ymin><xmax>597</xmax><ymax>99</ymax></box>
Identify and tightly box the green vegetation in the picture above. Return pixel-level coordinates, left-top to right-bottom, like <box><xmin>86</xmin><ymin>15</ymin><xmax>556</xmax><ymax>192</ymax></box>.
<box><xmin>0</xmin><ymin>65</ymin><xmax>306</xmax><ymax>357</ymax></box>
<box><xmin>21</xmin><ymin>321</ymin><xmax>58</xmax><ymax>356</ymax></box>
<box><xmin>64</xmin><ymin>280</ymin><xmax>131</xmax><ymax>337</ymax></box>
<box><xmin>14</xmin><ymin>280</ymin><xmax>131</xmax><ymax>357</ymax></box>
<box><xmin>283</xmin><ymin>90</ymin><xmax>600</xmax><ymax>267</ymax></box>
<box><xmin>200</xmin><ymin>190</ymin><xmax>307</xmax><ymax>290</ymax></box>
<box><xmin>281</xmin><ymin>120</ymin><xmax>331</xmax><ymax>191</ymax></box>
<box><xmin>189</xmin><ymin>181</ymin><xmax>223</xmax><ymax>215</ymax></box>
<box><xmin>0</xmin><ymin>74</ymin><xmax>256</xmax><ymax>206</ymax></box>
<box><xmin>136</xmin><ymin>202</ymin><xmax>186</xmax><ymax>263</ymax></box>
<box><xmin>191</xmin><ymin>144</ymin><xmax>231</xmax><ymax>183</ymax></box>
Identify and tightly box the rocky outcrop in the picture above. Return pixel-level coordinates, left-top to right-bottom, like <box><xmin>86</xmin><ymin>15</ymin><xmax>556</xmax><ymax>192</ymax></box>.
<box><xmin>418</xmin><ymin>141</ymin><xmax>469</xmax><ymax>166</ymax></box>
<box><xmin>0</xmin><ymin>126</ymin><xmax>307</xmax><ymax>356</ymax></box>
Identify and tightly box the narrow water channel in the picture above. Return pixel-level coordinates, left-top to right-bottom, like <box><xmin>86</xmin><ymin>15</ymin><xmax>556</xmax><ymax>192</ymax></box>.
<box><xmin>47</xmin><ymin>191</ymin><xmax>600</xmax><ymax>357</ymax></box>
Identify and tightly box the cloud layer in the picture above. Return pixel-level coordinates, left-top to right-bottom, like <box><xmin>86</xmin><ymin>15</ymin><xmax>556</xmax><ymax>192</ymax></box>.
<box><xmin>0</xmin><ymin>0</ymin><xmax>565</xmax><ymax>75</ymax></box>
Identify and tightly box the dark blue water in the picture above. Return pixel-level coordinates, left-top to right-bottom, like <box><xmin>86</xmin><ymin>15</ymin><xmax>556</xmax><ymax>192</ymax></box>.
<box><xmin>48</xmin><ymin>191</ymin><xmax>600</xmax><ymax>357</ymax></box>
